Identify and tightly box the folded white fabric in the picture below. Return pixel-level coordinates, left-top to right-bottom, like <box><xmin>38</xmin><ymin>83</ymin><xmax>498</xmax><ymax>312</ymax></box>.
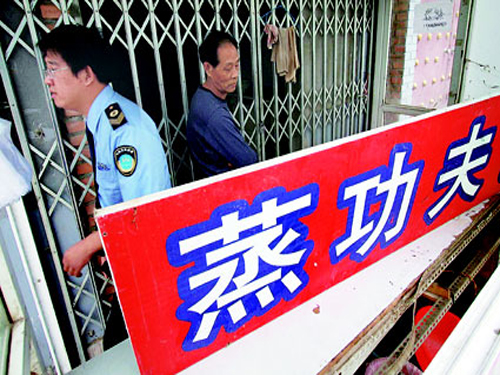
<box><xmin>0</xmin><ymin>117</ymin><xmax>32</xmax><ymax>209</ymax></box>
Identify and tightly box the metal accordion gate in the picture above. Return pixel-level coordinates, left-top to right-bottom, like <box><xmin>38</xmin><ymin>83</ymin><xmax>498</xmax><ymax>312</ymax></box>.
<box><xmin>0</xmin><ymin>0</ymin><xmax>375</xmax><ymax>368</ymax></box>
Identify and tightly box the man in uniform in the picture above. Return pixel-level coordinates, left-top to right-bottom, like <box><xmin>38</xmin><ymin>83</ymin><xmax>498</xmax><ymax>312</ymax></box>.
<box><xmin>40</xmin><ymin>24</ymin><xmax>171</xmax><ymax>275</ymax></box>
<box><xmin>187</xmin><ymin>30</ymin><xmax>258</xmax><ymax>179</ymax></box>
<box><xmin>40</xmin><ymin>25</ymin><xmax>171</xmax><ymax>347</ymax></box>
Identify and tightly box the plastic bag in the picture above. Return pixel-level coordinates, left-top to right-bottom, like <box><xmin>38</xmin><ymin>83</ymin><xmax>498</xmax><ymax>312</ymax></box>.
<box><xmin>0</xmin><ymin>117</ymin><xmax>32</xmax><ymax>208</ymax></box>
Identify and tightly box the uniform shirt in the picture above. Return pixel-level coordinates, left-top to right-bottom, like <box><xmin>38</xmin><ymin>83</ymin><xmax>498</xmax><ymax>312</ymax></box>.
<box><xmin>187</xmin><ymin>87</ymin><xmax>258</xmax><ymax>178</ymax></box>
<box><xmin>86</xmin><ymin>85</ymin><xmax>171</xmax><ymax>208</ymax></box>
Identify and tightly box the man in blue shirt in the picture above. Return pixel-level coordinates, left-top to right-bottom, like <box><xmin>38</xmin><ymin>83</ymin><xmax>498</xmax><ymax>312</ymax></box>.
<box><xmin>39</xmin><ymin>26</ymin><xmax>171</xmax><ymax>277</ymax></box>
<box><xmin>187</xmin><ymin>31</ymin><xmax>258</xmax><ymax>178</ymax></box>
<box><xmin>40</xmin><ymin>25</ymin><xmax>171</xmax><ymax>349</ymax></box>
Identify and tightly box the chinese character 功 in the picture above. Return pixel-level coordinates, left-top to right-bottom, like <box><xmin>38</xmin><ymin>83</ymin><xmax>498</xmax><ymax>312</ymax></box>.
<box><xmin>424</xmin><ymin>116</ymin><xmax>497</xmax><ymax>224</ymax></box>
<box><xmin>166</xmin><ymin>184</ymin><xmax>319</xmax><ymax>351</ymax></box>
<box><xmin>330</xmin><ymin>143</ymin><xmax>424</xmax><ymax>264</ymax></box>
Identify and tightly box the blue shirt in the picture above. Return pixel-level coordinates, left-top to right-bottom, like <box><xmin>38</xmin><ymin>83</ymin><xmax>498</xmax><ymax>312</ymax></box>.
<box><xmin>86</xmin><ymin>85</ymin><xmax>171</xmax><ymax>207</ymax></box>
<box><xmin>187</xmin><ymin>87</ymin><xmax>258</xmax><ymax>178</ymax></box>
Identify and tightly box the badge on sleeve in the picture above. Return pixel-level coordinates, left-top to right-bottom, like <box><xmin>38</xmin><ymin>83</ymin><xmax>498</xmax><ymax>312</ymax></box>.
<box><xmin>105</xmin><ymin>103</ymin><xmax>127</xmax><ymax>130</ymax></box>
<box><xmin>114</xmin><ymin>146</ymin><xmax>137</xmax><ymax>176</ymax></box>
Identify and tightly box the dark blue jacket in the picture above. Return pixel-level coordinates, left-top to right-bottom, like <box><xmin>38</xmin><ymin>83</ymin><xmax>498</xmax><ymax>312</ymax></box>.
<box><xmin>187</xmin><ymin>87</ymin><xmax>258</xmax><ymax>178</ymax></box>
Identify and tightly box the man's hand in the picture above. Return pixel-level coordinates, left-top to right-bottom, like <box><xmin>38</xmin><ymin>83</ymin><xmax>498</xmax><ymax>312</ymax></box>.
<box><xmin>63</xmin><ymin>231</ymin><xmax>103</xmax><ymax>277</ymax></box>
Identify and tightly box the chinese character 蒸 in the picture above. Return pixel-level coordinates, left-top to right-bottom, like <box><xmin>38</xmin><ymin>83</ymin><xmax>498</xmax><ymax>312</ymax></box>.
<box><xmin>166</xmin><ymin>184</ymin><xmax>319</xmax><ymax>351</ymax></box>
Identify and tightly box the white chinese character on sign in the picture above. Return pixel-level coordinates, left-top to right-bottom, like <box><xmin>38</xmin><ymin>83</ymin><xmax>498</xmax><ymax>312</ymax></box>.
<box><xmin>167</xmin><ymin>184</ymin><xmax>318</xmax><ymax>351</ymax></box>
<box><xmin>424</xmin><ymin>116</ymin><xmax>496</xmax><ymax>224</ymax></box>
<box><xmin>330</xmin><ymin>144</ymin><xmax>424</xmax><ymax>264</ymax></box>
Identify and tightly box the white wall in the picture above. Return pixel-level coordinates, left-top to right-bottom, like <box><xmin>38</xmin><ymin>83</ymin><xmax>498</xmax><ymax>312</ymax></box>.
<box><xmin>460</xmin><ymin>0</ymin><xmax>500</xmax><ymax>101</ymax></box>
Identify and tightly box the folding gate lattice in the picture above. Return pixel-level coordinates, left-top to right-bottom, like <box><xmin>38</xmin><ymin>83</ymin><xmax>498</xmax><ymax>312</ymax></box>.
<box><xmin>0</xmin><ymin>0</ymin><xmax>375</xmax><ymax>367</ymax></box>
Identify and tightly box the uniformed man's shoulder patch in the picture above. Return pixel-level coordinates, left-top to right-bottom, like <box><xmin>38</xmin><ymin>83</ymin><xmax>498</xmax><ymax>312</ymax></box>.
<box><xmin>114</xmin><ymin>145</ymin><xmax>137</xmax><ymax>176</ymax></box>
<box><xmin>105</xmin><ymin>103</ymin><xmax>128</xmax><ymax>130</ymax></box>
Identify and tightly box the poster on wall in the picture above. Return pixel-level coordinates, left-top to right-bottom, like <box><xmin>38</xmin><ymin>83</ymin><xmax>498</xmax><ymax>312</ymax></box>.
<box><xmin>96</xmin><ymin>95</ymin><xmax>500</xmax><ymax>374</ymax></box>
<box><xmin>414</xmin><ymin>1</ymin><xmax>454</xmax><ymax>33</ymax></box>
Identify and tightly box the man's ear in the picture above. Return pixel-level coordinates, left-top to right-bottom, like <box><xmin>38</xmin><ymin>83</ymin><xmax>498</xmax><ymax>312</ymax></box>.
<box><xmin>78</xmin><ymin>66</ymin><xmax>97</xmax><ymax>86</ymax></box>
<box><xmin>203</xmin><ymin>62</ymin><xmax>213</xmax><ymax>78</ymax></box>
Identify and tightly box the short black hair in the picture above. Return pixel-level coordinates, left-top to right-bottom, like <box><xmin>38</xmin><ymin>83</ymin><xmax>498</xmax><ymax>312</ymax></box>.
<box><xmin>39</xmin><ymin>24</ymin><xmax>112</xmax><ymax>84</ymax></box>
<box><xmin>199</xmin><ymin>30</ymin><xmax>238</xmax><ymax>67</ymax></box>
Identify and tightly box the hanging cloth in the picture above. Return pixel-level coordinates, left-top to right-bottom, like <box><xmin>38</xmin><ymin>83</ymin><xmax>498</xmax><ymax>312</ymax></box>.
<box><xmin>270</xmin><ymin>26</ymin><xmax>300</xmax><ymax>83</ymax></box>
<box><xmin>264</xmin><ymin>24</ymin><xmax>279</xmax><ymax>49</ymax></box>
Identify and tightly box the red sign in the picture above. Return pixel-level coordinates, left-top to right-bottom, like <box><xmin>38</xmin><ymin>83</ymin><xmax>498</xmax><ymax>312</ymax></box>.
<box><xmin>96</xmin><ymin>95</ymin><xmax>500</xmax><ymax>374</ymax></box>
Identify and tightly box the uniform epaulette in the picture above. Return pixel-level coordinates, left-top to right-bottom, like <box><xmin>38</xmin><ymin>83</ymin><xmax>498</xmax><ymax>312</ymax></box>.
<box><xmin>105</xmin><ymin>103</ymin><xmax>128</xmax><ymax>130</ymax></box>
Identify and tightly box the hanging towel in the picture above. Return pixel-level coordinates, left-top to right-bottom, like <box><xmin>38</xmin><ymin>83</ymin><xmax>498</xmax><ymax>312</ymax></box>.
<box><xmin>271</xmin><ymin>26</ymin><xmax>300</xmax><ymax>83</ymax></box>
<box><xmin>264</xmin><ymin>24</ymin><xmax>279</xmax><ymax>49</ymax></box>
